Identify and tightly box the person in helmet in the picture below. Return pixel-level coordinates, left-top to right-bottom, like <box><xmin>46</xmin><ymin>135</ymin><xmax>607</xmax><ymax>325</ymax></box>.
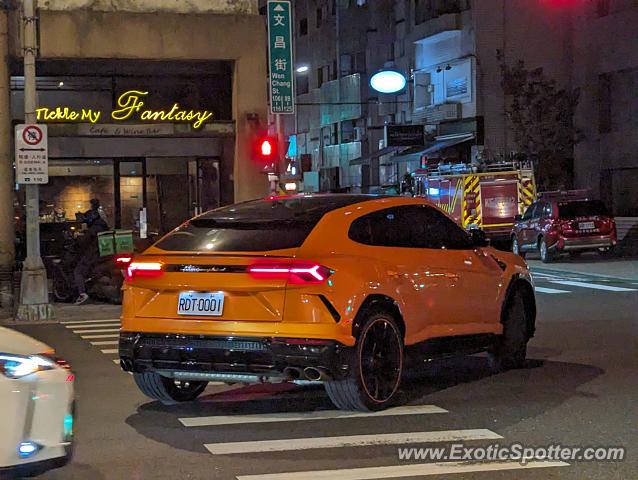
<box><xmin>73</xmin><ymin>199</ymin><xmax>109</xmax><ymax>305</ymax></box>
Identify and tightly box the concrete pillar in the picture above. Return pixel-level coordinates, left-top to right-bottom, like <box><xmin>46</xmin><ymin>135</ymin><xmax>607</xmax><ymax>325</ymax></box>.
<box><xmin>233</xmin><ymin>54</ymin><xmax>270</xmax><ymax>202</ymax></box>
<box><xmin>0</xmin><ymin>10</ymin><xmax>15</xmax><ymax>308</ymax></box>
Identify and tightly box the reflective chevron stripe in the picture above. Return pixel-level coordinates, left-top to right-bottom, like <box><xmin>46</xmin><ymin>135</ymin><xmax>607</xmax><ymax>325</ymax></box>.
<box><xmin>462</xmin><ymin>175</ymin><xmax>481</xmax><ymax>227</ymax></box>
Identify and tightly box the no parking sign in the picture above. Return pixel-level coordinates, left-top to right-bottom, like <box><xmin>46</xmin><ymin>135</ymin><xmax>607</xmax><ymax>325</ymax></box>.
<box><xmin>15</xmin><ymin>123</ymin><xmax>48</xmax><ymax>184</ymax></box>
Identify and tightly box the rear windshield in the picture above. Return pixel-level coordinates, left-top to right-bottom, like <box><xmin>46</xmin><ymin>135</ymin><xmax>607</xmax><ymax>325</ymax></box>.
<box><xmin>155</xmin><ymin>195</ymin><xmax>384</xmax><ymax>252</ymax></box>
<box><xmin>558</xmin><ymin>200</ymin><xmax>609</xmax><ymax>219</ymax></box>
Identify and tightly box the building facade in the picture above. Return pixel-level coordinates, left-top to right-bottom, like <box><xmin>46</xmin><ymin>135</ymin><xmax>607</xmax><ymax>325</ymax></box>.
<box><xmin>274</xmin><ymin>0</ymin><xmax>637</xmax><ymax>216</ymax></box>
<box><xmin>0</xmin><ymin>0</ymin><xmax>269</xmax><ymax>268</ymax></box>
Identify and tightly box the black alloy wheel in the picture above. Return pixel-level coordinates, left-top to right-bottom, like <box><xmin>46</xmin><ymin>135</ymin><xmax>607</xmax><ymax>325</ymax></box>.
<box><xmin>325</xmin><ymin>309</ymin><xmax>404</xmax><ymax>411</ymax></box>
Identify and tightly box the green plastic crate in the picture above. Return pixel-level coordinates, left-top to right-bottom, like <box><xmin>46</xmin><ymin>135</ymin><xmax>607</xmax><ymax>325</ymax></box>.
<box><xmin>114</xmin><ymin>230</ymin><xmax>134</xmax><ymax>254</ymax></box>
<box><xmin>97</xmin><ymin>231</ymin><xmax>115</xmax><ymax>257</ymax></box>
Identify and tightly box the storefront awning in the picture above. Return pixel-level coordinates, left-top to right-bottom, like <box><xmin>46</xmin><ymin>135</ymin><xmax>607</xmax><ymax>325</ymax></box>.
<box><xmin>349</xmin><ymin>146</ymin><xmax>407</xmax><ymax>166</ymax></box>
<box><xmin>394</xmin><ymin>133</ymin><xmax>475</xmax><ymax>163</ymax></box>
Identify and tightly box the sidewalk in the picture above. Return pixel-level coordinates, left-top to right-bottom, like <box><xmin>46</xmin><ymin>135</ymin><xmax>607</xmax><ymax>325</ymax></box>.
<box><xmin>1</xmin><ymin>302</ymin><xmax>121</xmax><ymax>325</ymax></box>
<box><xmin>527</xmin><ymin>254</ymin><xmax>638</xmax><ymax>281</ymax></box>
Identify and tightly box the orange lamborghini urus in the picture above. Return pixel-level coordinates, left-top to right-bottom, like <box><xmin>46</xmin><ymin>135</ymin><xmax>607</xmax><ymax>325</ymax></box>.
<box><xmin>119</xmin><ymin>194</ymin><xmax>536</xmax><ymax>411</ymax></box>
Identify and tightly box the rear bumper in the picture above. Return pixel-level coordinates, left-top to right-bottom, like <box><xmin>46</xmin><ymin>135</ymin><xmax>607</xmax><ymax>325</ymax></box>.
<box><xmin>481</xmin><ymin>226</ymin><xmax>514</xmax><ymax>241</ymax></box>
<box><xmin>550</xmin><ymin>235</ymin><xmax>616</xmax><ymax>252</ymax></box>
<box><xmin>118</xmin><ymin>332</ymin><xmax>352</xmax><ymax>381</ymax></box>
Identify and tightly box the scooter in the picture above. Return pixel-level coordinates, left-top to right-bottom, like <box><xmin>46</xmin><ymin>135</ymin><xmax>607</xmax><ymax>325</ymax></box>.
<box><xmin>49</xmin><ymin>227</ymin><xmax>124</xmax><ymax>304</ymax></box>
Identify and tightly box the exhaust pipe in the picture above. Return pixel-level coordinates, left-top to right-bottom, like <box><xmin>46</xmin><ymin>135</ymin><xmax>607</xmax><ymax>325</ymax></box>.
<box><xmin>283</xmin><ymin>367</ymin><xmax>303</xmax><ymax>380</ymax></box>
<box><xmin>303</xmin><ymin>367</ymin><xmax>330</xmax><ymax>381</ymax></box>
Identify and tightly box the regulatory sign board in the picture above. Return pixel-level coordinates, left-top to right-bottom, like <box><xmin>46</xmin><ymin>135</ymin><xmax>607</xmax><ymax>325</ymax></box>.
<box><xmin>267</xmin><ymin>0</ymin><xmax>295</xmax><ymax>114</ymax></box>
<box><xmin>15</xmin><ymin>124</ymin><xmax>48</xmax><ymax>184</ymax></box>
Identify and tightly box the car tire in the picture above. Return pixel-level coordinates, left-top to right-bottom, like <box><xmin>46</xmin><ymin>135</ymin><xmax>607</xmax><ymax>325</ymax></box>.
<box><xmin>133</xmin><ymin>372</ymin><xmax>208</xmax><ymax>405</ymax></box>
<box><xmin>489</xmin><ymin>289</ymin><xmax>530</xmax><ymax>373</ymax></box>
<box><xmin>539</xmin><ymin>237</ymin><xmax>553</xmax><ymax>263</ymax></box>
<box><xmin>325</xmin><ymin>309</ymin><xmax>404</xmax><ymax>411</ymax></box>
<box><xmin>598</xmin><ymin>246</ymin><xmax>616</xmax><ymax>258</ymax></box>
<box><xmin>511</xmin><ymin>236</ymin><xmax>526</xmax><ymax>259</ymax></box>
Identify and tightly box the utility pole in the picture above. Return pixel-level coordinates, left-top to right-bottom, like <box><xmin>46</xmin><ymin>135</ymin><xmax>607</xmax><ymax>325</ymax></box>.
<box><xmin>16</xmin><ymin>0</ymin><xmax>53</xmax><ymax>321</ymax></box>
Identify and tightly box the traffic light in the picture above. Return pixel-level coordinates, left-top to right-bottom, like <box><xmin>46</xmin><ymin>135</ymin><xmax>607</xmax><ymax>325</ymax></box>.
<box><xmin>253</xmin><ymin>135</ymin><xmax>279</xmax><ymax>165</ymax></box>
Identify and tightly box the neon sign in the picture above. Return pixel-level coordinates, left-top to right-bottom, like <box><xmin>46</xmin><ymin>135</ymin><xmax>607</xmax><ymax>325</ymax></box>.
<box><xmin>35</xmin><ymin>90</ymin><xmax>214</xmax><ymax>129</ymax></box>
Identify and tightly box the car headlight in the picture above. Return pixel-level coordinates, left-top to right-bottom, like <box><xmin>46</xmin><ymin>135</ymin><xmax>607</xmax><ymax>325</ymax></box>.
<box><xmin>0</xmin><ymin>353</ymin><xmax>57</xmax><ymax>379</ymax></box>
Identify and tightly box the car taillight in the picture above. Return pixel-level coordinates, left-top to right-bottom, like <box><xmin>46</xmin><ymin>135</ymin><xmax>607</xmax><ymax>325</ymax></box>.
<box><xmin>125</xmin><ymin>261</ymin><xmax>164</xmax><ymax>280</ymax></box>
<box><xmin>248</xmin><ymin>262</ymin><xmax>332</xmax><ymax>284</ymax></box>
<box><xmin>559</xmin><ymin>219</ymin><xmax>573</xmax><ymax>233</ymax></box>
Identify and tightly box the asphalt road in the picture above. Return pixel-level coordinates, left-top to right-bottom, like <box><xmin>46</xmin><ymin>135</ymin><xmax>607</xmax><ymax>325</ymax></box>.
<box><xmin>13</xmin><ymin>266</ymin><xmax>638</xmax><ymax>480</ymax></box>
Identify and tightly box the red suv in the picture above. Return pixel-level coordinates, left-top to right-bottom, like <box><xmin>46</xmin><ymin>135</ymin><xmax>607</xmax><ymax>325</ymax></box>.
<box><xmin>511</xmin><ymin>195</ymin><xmax>616</xmax><ymax>263</ymax></box>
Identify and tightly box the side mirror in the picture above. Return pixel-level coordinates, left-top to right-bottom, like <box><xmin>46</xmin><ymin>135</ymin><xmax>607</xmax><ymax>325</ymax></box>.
<box><xmin>470</xmin><ymin>228</ymin><xmax>489</xmax><ymax>248</ymax></box>
<box><xmin>514</xmin><ymin>214</ymin><xmax>523</xmax><ymax>221</ymax></box>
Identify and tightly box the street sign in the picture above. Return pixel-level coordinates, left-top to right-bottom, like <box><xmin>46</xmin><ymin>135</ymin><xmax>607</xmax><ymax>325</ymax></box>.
<box><xmin>385</xmin><ymin>124</ymin><xmax>425</xmax><ymax>147</ymax></box>
<box><xmin>267</xmin><ymin>0</ymin><xmax>295</xmax><ymax>114</ymax></box>
<box><xmin>15</xmin><ymin>124</ymin><xmax>48</xmax><ymax>184</ymax></box>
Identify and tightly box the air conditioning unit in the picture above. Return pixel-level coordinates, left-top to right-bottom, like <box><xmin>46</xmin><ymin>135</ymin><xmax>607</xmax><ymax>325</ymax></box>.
<box><xmin>424</xmin><ymin>103</ymin><xmax>460</xmax><ymax>123</ymax></box>
<box><xmin>354</xmin><ymin>127</ymin><xmax>365</xmax><ymax>142</ymax></box>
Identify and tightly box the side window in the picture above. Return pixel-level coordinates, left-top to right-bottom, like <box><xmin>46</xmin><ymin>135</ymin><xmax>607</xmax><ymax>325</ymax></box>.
<box><xmin>348</xmin><ymin>205</ymin><xmax>472</xmax><ymax>250</ymax></box>
<box><xmin>522</xmin><ymin>203</ymin><xmax>536</xmax><ymax>220</ymax></box>
<box><xmin>544</xmin><ymin>203</ymin><xmax>553</xmax><ymax>217</ymax></box>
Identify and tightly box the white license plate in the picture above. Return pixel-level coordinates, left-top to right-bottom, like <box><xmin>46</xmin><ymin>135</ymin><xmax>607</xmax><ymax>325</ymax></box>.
<box><xmin>579</xmin><ymin>222</ymin><xmax>595</xmax><ymax>230</ymax></box>
<box><xmin>177</xmin><ymin>291</ymin><xmax>224</xmax><ymax>316</ymax></box>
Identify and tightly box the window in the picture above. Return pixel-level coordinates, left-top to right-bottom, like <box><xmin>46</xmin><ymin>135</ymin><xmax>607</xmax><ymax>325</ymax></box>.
<box><xmin>316</xmin><ymin>7</ymin><xmax>323</xmax><ymax>28</ymax></box>
<box><xmin>156</xmin><ymin>195</ymin><xmax>379</xmax><ymax>252</ymax></box>
<box><xmin>316</xmin><ymin>67</ymin><xmax>324</xmax><ymax>88</ymax></box>
<box><xmin>348</xmin><ymin>205</ymin><xmax>472</xmax><ymax>250</ymax></box>
<box><xmin>543</xmin><ymin>203</ymin><xmax>553</xmax><ymax>218</ymax></box>
<box><xmin>596</xmin><ymin>0</ymin><xmax>610</xmax><ymax>16</ymax></box>
<box><xmin>415</xmin><ymin>0</ymin><xmax>434</xmax><ymax>25</ymax></box>
<box><xmin>521</xmin><ymin>203</ymin><xmax>537</xmax><ymax>221</ymax></box>
<box><xmin>296</xmin><ymin>73</ymin><xmax>309</xmax><ymax>95</ymax></box>
<box><xmin>413</xmin><ymin>71</ymin><xmax>433</xmax><ymax>110</ymax></box>
<box><xmin>299</xmin><ymin>18</ymin><xmax>308</xmax><ymax>36</ymax></box>
<box><xmin>558</xmin><ymin>200</ymin><xmax>609</xmax><ymax>219</ymax></box>
<box><xmin>598</xmin><ymin>73</ymin><xmax>612</xmax><ymax>134</ymax></box>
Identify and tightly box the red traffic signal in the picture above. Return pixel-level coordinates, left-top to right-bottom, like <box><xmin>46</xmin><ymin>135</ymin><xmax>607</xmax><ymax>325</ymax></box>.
<box><xmin>253</xmin><ymin>135</ymin><xmax>279</xmax><ymax>162</ymax></box>
<box><xmin>260</xmin><ymin>139</ymin><xmax>273</xmax><ymax>157</ymax></box>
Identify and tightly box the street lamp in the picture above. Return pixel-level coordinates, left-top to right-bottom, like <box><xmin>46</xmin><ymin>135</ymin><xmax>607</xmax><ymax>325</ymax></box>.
<box><xmin>370</xmin><ymin>69</ymin><xmax>407</xmax><ymax>94</ymax></box>
<box><xmin>296</xmin><ymin>65</ymin><xmax>309</xmax><ymax>73</ymax></box>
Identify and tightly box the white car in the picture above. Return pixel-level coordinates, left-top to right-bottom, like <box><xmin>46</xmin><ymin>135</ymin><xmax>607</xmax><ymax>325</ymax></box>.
<box><xmin>0</xmin><ymin>326</ymin><xmax>74</xmax><ymax>478</ymax></box>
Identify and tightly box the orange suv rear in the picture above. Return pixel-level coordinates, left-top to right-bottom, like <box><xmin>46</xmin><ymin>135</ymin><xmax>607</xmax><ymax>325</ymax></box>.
<box><xmin>119</xmin><ymin>194</ymin><xmax>536</xmax><ymax>411</ymax></box>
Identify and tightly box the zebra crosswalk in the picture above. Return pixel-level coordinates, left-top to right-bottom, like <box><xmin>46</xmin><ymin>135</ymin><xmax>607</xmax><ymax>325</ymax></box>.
<box><xmin>60</xmin><ymin>318</ymin><xmax>122</xmax><ymax>364</ymax></box>
<box><xmin>531</xmin><ymin>271</ymin><xmax>637</xmax><ymax>295</ymax></box>
<box><xmin>175</xmin><ymin>402</ymin><xmax>569</xmax><ymax>479</ymax></box>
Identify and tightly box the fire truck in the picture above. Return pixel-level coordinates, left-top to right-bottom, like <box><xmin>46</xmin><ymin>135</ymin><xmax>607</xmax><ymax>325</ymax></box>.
<box><xmin>413</xmin><ymin>161</ymin><xmax>536</xmax><ymax>242</ymax></box>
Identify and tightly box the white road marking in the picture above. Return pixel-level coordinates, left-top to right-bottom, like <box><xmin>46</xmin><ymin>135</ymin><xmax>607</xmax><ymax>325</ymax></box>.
<box><xmin>65</xmin><ymin>322</ymin><xmax>120</xmax><ymax>329</ymax></box>
<box><xmin>181</xmin><ymin>405</ymin><xmax>447</xmax><ymax>428</ymax></box>
<box><xmin>90</xmin><ymin>340</ymin><xmax>119</xmax><ymax>346</ymax></box>
<box><xmin>549</xmin><ymin>280</ymin><xmax>637</xmax><ymax>292</ymax></box>
<box><xmin>112</xmin><ymin>359</ymin><xmax>120</xmax><ymax>365</ymax></box>
<box><xmin>204</xmin><ymin>429</ymin><xmax>502</xmax><ymax>455</ymax></box>
<box><xmin>235</xmin><ymin>460</ymin><xmax>569</xmax><ymax>480</ymax></box>
<box><xmin>73</xmin><ymin>328</ymin><xmax>120</xmax><ymax>334</ymax></box>
<box><xmin>534</xmin><ymin>286</ymin><xmax>570</xmax><ymax>294</ymax></box>
<box><xmin>531</xmin><ymin>272</ymin><xmax>562</xmax><ymax>279</ymax></box>
<box><xmin>60</xmin><ymin>318</ymin><xmax>120</xmax><ymax>325</ymax></box>
<box><xmin>81</xmin><ymin>333</ymin><xmax>120</xmax><ymax>339</ymax></box>
<box><xmin>100</xmin><ymin>349</ymin><xmax>119</xmax><ymax>354</ymax></box>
